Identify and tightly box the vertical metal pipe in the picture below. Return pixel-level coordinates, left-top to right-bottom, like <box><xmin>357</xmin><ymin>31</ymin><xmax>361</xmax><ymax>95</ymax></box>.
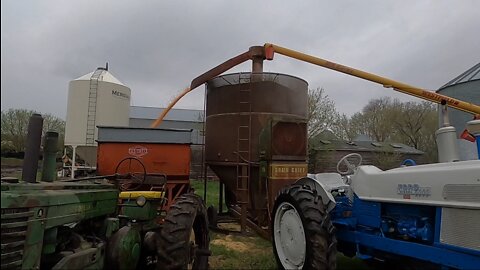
<box><xmin>62</xmin><ymin>147</ymin><xmax>67</xmax><ymax>177</ymax></box>
<box><xmin>249</xmin><ymin>46</ymin><xmax>265</xmax><ymax>73</ymax></box>
<box><xmin>436</xmin><ymin>105</ymin><xmax>460</xmax><ymax>162</ymax></box>
<box><xmin>202</xmin><ymin>87</ymin><xmax>208</xmax><ymax>203</ymax></box>
<box><xmin>240</xmin><ymin>205</ymin><xmax>247</xmax><ymax>233</ymax></box>
<box><xmin>244</xmin><ymin>46</ymin><xmax>265</xmax><ymax>233</ymax></box>
<box><xmin>41</xmin><ymin>132</ymin><xmax>59</xmax><ymax>182</ymax></box>
<box><xmin>252</xmin><ymin>58</ymin><xmax>263</xmax><ymax>73</ymax></box>
<box><xmin>203</xmin><ymin>163</ymin><xmax>208</xmax><ymax>205</ymax></box>
<box><xmin>219</xmin><ymin>181</ymin><xmax>224</xmax><ymax>214</ymax></box>
<box><xmin>250</xmin><ymin>46</ymin><xmax>265</xmax><ymax>84</ymax></box>
<box><xmin>22</xmin><ymin>114</ymin><xmax>43</xmax><ymax>183</ymax></box>
<box><xmin>71</xmin><ymin>146</ymin><xmax>77</xmax><ymax>179</ymax></box>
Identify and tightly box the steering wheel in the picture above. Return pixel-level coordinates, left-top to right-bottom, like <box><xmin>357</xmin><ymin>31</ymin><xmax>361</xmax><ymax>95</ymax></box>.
<box><xmin>401</xmin><ymin>159</ymin><xmax>417</xmax><ymax>167</ymax></box>
<box><xmin>114</xmin><ymin>157</ymin><xmax>147</xmax><ymax>191</ymax></box>
<box><xmin>336</xmin><ymin>153</ymin><xmax>363</xmax><ymax>175</ymax></box>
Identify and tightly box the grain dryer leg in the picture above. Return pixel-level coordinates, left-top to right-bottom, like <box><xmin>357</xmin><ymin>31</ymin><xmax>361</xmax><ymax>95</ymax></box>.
<box><xmin>71</xmin><ymin>145</ymin><xmax>77</xmax><ymax>179</ymax></box>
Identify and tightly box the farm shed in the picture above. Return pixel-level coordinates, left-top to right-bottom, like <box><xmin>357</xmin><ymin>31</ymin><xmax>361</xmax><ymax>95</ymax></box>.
<box><xmin>310</xmin><ymin>140</ymin><xmax>425</xmax><ymax>173</ymax></box>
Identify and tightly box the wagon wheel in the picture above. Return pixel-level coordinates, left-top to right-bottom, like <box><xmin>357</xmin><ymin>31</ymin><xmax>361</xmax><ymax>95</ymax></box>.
<box><xmin>114</xmin><ymin>157</ymin><xmax>147</xmax><ymax>191</ymax></box>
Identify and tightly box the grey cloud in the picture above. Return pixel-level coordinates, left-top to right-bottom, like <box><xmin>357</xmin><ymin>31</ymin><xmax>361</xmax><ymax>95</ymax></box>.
<box><xmin>2</xmin><ymin>0</ymin><xmax>479</xmax><ymax>118</ymax></box>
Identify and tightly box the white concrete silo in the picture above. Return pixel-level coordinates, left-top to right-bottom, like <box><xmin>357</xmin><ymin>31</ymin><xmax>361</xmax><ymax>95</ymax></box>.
<box><xmin>64</xmin><ymin>66</ymin><xmax>131</xmax><ymax>177</ymax></box>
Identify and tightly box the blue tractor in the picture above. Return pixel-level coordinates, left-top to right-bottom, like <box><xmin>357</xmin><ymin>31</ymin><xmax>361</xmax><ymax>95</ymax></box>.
<box><xmin>262</xmin><ymin>45</ymin><xmax>480</xmax><ymax>270</ymax></box>
<box><xmin>271</xmin><ymin>113</ymin><xmax>480</xmax><ymax>269</ymax></box>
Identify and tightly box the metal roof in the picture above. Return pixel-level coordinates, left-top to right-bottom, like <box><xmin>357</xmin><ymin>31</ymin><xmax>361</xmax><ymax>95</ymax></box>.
<box><xmin>97</xmin><ymin>126</ymin><xmax>192</xmax><ymax>144</ymax></box>
<box><xmin>314</xmin><ymin>140</ymin><xmax>424</xmax><ymax>155</ymax></box>
<box><xmin>130</xmin><ymin>106</ymin><xmax>204</xmax><ymax>122</ymax></box>
<box><xmin>439</xmin><ymin>63</ymin><xmax>480</xmax><ymax>89</ymax></box>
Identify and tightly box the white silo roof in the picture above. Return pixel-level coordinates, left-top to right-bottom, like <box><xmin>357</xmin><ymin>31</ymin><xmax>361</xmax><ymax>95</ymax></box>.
<box><xmin>73</xmin><ymin>69</ymin><xmax>126</xmax><ymax>86</ymax></box>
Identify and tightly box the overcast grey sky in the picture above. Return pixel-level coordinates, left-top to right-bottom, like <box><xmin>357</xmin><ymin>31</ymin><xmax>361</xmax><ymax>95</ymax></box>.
<box><xmin>2</xmin><ymin>0</ymin><xmax>479</xmax><ymax>119</ymax></box>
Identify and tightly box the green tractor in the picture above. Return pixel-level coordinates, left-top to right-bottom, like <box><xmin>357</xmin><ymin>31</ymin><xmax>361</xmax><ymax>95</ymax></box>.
<box><xmin>1</xmin><ymin>114</ymin><xmax>210</xmax><ymax>270</ymax></box>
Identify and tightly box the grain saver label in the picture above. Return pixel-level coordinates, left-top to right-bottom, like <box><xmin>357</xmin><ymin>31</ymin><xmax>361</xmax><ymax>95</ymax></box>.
<box><xmin>269</xmin><ymin>163</ymin><xmax>307</xmax><ymax>180</ymax></box>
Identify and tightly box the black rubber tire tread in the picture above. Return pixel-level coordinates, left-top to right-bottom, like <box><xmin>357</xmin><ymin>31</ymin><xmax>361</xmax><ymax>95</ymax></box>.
<box><xmin>272</xmin><ymin>184</ymin><xmax>337</xmax><ymax>270</ymax></box>
<box><xmin>157</xmin><ymin>193</ymin><xmax>209</xmax><ymax>270</ymax></box>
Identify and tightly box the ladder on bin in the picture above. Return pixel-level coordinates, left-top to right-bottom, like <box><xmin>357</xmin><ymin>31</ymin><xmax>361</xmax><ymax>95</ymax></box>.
<box><xmin>236</xmin><ymin>78</ymin><xmax>252</xmax><ymax>232</ymax></box>
<box><xmin>85</xmin><ymin>69</ymin><xmax>104</xmax><ymax>145</ymax></box>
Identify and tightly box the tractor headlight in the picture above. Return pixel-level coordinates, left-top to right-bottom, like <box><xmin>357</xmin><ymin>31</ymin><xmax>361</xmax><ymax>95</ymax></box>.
<box><xmin>136</xmin><ymin>196</ymin><xmax>147</xmax><ymax>207</ymax></box>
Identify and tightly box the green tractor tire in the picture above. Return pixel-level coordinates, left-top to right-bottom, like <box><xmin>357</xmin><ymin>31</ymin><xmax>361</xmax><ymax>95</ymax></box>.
<box><xmin>157</xmin><ymin>193</ymin><xmax>210</xmax><ymax>270</ymax></box>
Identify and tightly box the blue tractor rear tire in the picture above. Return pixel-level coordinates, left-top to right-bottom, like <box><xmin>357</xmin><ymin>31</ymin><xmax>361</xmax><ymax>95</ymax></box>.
<box><xmin>272</xmin><ymin>184</ymin><xmax>337</xmax><ymax>270</ymax></box>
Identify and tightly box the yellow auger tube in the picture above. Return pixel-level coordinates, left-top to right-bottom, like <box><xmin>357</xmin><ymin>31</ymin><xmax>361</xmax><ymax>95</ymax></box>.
<box><xmin>152</xmin><ymin>44</ymin><xmax>479</xmax><ymax>128</ymax></box>
<box><xmin>264</xmin><ymin>43</ymin><xmax>480</xmax><ymax>115</ymax></box>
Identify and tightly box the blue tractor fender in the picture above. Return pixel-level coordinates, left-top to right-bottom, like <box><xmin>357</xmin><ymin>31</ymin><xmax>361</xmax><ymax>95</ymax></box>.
<box><xmin>295</xmin><ymin>176</ymin><xmax>337</xmax><ymax>212</ymax></box>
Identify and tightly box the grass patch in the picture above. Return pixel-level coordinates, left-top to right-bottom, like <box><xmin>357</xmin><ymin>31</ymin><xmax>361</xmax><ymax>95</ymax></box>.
<box><xmin>209</xmin><ymin>232</ymin><xmax>276</xmax><ymax>269</ymax></box>
<box><xmin>208</xmin><ymin>229</ymin><xmax>369</xmax><ymax>270</ymax></box>
<box><xmin>190</xmin><ymin>179</ymin><xmax>227</xmax><ymax>210</ymax></box>
<box><xmin>1</xmin><ymin>158</ymin><xmax>44</xmax><ymax>181</ymax></box>
<box><xmin>1</xmin><ymin>157</ymin><xmax>24</xmax><ymax>167</ymax></box>
<box><xmin>337</xmin><ymin>255</ymin><xmax>371</xmax><ymax>270</ymax></box>
<box><xmin>191</xmin><ymin>179</ymin><xmax>371</xmax><ymax>269</ymax></box>
<box><xmin>1</xmin><ymin>170</ymin><xmax>42</xmax><ymax>181</ymax></box>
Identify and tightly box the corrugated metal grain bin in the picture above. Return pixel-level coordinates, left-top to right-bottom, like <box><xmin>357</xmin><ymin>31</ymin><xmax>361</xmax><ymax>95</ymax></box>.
<box><xmin>96</xmin><ymin>126</ymin><xmax>192</xmax><ymax>179</ymax></box>
<box><xmin>65</xmin><ymin>68</ymin><xmax>131</xmax><ymax>146</ymax></box>
<box><xmin>437</xmin><ymin>63</ymin><xmax>480</xmax><ymax>160</ymax></box>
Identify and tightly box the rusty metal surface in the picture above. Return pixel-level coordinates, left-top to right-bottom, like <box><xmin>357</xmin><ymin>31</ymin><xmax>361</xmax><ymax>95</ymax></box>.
<box><xmin>261</xmin><ymin>120</ymin><xmax>308</xmax><ymax>160</ymax></box>
<box><xmin>205</xmin><ymin>73</ymin><xmax>308</xmax><ymax>163</ymax></box>
<box><xmin>97</xmin><ymin>143</ymin><xmax>191</xmax><ymax>178</ymax></box>
<box><xmin>267</xmin><ymin>162</ymin><xmax>308</xmax><ymax>212</ymax></box>
<box><xmin>205</xmin><ymin>72</ymin><xmax>308</xmax><ymax>230</ymax></box>
<box><xmin>229</xmin><ymin>205</ymin><xmax>271</xmax><ymax>240</ymax></box>
<box><xmin>269</xmin><ymin>163</ymin><xmax>308</xmax><ymax>180</ymax></box>
<box><xmin>249</xmin><ymin>46</ymin><xmax>266</xmax><ymax>73</ymax></box>
<box><xmin>190</xmin><ymin>51</ymin><xmax>251</xmax><ymax>90</ymax></box>
<box><xmin>190</xmin><ymin>46</ymin><xmax>267</xmax><ymax>90</ymax></box>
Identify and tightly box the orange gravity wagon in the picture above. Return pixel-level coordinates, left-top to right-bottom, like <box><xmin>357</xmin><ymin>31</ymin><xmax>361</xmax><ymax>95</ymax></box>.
<box><xmin>96</xmin><ymin>126</ymin><xmax>194</xmax><ymax>209</ymax></box>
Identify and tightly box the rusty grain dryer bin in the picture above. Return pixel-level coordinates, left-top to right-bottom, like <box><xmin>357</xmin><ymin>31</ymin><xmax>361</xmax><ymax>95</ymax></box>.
<box><xmin>205</xmin><ymin>72</ymin><xmax>308</xmax><ymax>232</ymax></box>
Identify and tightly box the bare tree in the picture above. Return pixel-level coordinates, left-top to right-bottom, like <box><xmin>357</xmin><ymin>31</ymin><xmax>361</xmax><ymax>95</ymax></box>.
<box><xmin>391</xmin><ymin>101</ymin><xmax>437</xmax><ymax>162</ymax></box>
<box><xmin>307</xmin><ymin>87</ymin><xmax>339</xmax><ymax>139</ymax></box>
<box><xmin>361</xmin><ymin>97</ymin><xmax>401</xmax><ymax>142</ymax></box>
<box><xmin>333</xmin><ymin>113</ymin><xmax>367</xmax><ymax>141</ymax></box>
<box><xmin>1</xmin><ymin>109</ymin><xmax>32</xmax><ymax>152</ymax></box>
<box><xmin>42</xmin><ymin>114</ymin><xmax>65</xmax><ymax>135</ymax></box>
<box><xmin>331</xmin><ymin>97</ymin><xmax>438</xmax><ymax>162</ymax></box>
<box><xmin>1</xmin><ymin>109</ymin><xmax>65</xmax><ymax>152</ymax></box>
